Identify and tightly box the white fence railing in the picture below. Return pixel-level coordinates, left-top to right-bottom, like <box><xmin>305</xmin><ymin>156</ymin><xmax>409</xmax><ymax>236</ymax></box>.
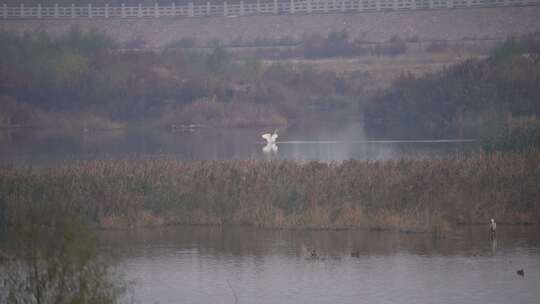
<box><xmin>1</xmin><ymin>0</ymin><xmax>539</xmax><ymax>19</ymax></box>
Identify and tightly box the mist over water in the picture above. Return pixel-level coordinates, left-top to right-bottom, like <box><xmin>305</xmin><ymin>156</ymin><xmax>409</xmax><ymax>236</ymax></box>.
<box><xmin>0</xmin><ymin>122</ymin><xmax>477</xmax><ymax>166</ymax></box>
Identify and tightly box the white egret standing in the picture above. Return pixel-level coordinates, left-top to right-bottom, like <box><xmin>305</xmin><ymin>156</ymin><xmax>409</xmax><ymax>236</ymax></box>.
<box><xmin>490</xmin><ymin>218</ymin><xmax>496</xmax><ymax>235</ymax></box>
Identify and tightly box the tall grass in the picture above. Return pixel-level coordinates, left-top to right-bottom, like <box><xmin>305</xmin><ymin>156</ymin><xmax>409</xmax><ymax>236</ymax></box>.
<box><xmin>1</xmin><ymin>152</ymin><xmax>538</xmax><ymax>233</ymax></box>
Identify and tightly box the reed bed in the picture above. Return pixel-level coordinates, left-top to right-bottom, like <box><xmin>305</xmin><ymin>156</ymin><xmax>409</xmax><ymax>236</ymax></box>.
<box><xmin>1</xmin><ymin>152</ymin><xmax>539</xmax><ymax>233</ymax></box>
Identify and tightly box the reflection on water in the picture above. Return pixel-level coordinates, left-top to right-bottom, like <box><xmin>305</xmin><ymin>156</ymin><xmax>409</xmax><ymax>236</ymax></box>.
<box><xmin>100</xmin><ymin>226</ymin><xmax>540</xmax><ymax>304</ymax></box>
<box><xmin>0</xmin><ymin>122</ymin><xmax>477</xmax><ymax>166</ymax></box>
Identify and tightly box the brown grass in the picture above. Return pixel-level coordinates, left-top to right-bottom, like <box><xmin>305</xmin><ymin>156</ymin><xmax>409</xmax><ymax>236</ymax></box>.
<box><xmin>1</xmin><ymin>151</ymin><xmax>539</xmax><ymax>234</ymax></box>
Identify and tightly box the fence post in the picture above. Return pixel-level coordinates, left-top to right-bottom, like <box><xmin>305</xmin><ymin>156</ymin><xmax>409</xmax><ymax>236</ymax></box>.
<box><xmin>88</xmin><ymin>4</ymin><xmax>92</xmax><ymax>18</ymax></box>
<box><xmin>240</xmin><ymin>0</ymin><xmax>245</xmax><ymax>15</ymax></box>
<box><xmin>121</xmin><ymin>3</ymin><xmax>126</xmax><ymax>18</ymax></box>
<box><xmin>274</xmin><ymin>0</ymin><xmax>278</xmax><ymax>13</ymax></box>
<box><xmin>257</xmin><ymin>0</ymin><xmax>261</xmax><ymax>12</ymax></box>
<box><xmin>188</xmin><ymin>2</ymin><xmax>194</xmax><ymax>16</ymax></box>
<box><xmin>138</xmin><ymin>4</ymin><xmax>142</xmax><ymax>18</ymax></box>
<box><xmin>375</xmin><ymin>0</ymin><xmax>380</xmax><ymax>10</ymax></box>
<box><xmin>308</xmin><ymin>0</ymin><xmax>312</xmax><ymax>12</ymax></box>
<box><xmin>207</xmin><ymin>2</ymin><xmax>211</xmax><ymax>15</ymax></box>
<box><xmin>172</xmin><ymin>2</ymin><xmax>177</xmax><ymax>17</ymax></box>
<box><xmin>20</xmin><ymin>3</ymin><xmax>24</xmax><ymax>18</ymax></box>
<box><xmin>37</xmin><ymin>4</ymin><xmax>42</xmax><ymax>18</ymax></box>
<box><xmin>105</xmin><ymin>4</ymin><xmax>109</xmax><ymax>18</ymax></box>
<box><xmin>155</xmin><ymin>3</ymin><xmax>159</xmax><ymax>17</ymax></box>
<box><xmin>341</xmin><ymin>0</ymin><xmax>346</xmax><ymax>12</ymax></box>
<box><xmin>324</xmin><ymin>0</ymin><xmax>329</xmax><ymax>12</ymax></box>
<box><xmin>224</xmin><ymin>1</ymin><xmax>227</xmax><ymax>16</ymax></box>
<box><xmin>3</xmin><ymin>4</ymin><xmax>7</xmax><ymax>19</ymax></box>
<box><xmin>429</xmin><ymin>0</ymin><xmax>434</xmax><ymax>9</ymax></box>
<box><xmin>290</xmin><ymin>0</ymin><xmax>295</xmax><ymax>13</ymax></box>
<box><xmin>71</xmin><ymin>4</ymin><xmax>75</xmax><ymax>18</ymax></box>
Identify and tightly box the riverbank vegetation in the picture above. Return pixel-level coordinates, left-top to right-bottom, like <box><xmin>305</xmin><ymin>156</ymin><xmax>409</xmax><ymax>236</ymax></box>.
<box><xmin>165</xmin><ymin>31</ymin><xmax>493</xmax><ymax>60</ymax></box>
<box><xmin>482</xmin><ymin>116</ymin><xmax>540</xmax><ymax>152</ymax></box>
<box><xmin>364</xmin><ymin>33</ymin><xmax>540</xmax><ymax>139</ymax></box>
<box><xmin>2</xmin><ymin>27</ymin><xmax>524</xmax><ymax>137</ymax></box>
<box><xmin>0</xmin><ymin>28</ymin><xmax>364</xmax><ymax>131</ymax></box>
<box><xmin>0</xmin><ymin>214</ymin><xmax>130</xmax><ymax>304</ymax></box>
<box><xmin>0</xmin><ymin>27</ymin><xmax>495</xmax><ymax>134</ymax></box>
<box><xmin>1</xmin><ymin>151</ymin><xmax>538</xmax><ymax>234</ymax></box>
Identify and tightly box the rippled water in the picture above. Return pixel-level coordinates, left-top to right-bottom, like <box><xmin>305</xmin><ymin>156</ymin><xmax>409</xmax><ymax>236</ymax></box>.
<box><xmin>0</xmin><ymin>122</ymin><xmax>477</xmax><ymax>165</ymax></box>
<box><xmin>100</xmin><ymin>226</ymin><xmax>540</xmax><ymax>304</ymax></box>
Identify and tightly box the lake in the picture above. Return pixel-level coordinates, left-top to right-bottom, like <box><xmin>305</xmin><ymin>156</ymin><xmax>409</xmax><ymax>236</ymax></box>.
<box><xmin>1</xmin><ymin>123</ymin><xmax>537</xmax><ymax>304</ymax></box>
<box><xmin>0</xmin><ymin>122</ymin><xmax>477</xmax><ymax>166</ymax></box>
<box><xmin>101</xmin><ymin>225</ymin><xmax>540</xmax><ymax>304</ymax></box>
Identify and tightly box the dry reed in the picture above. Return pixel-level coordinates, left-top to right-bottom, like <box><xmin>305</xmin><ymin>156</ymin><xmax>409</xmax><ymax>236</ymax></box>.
<box><xmin>1</xmin><ymin>151</ymin><xmax>539</xmax><ymax>233</ymax></box>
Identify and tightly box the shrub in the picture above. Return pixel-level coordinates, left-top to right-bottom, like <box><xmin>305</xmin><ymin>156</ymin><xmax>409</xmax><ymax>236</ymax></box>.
<box><xmin>365</xmin><ymin>34</ymin><xmax>540</xmax><ymax>138</ymax></box>
<box><xmin>426</xmin><ymin>40</ymin><xmax>449</xmax><ymax>53</ymax></box>
<box><xmin>1</xmin><ymin>215</ymin><xmax>129</xmax><ymax>304</ymax></box>
<box><xmin>166</xmin><ymin>36</ymin><xmax>199</xmax><ymax>49</ymax></box>
<box><xmin>491</xmin><ymin>37</ymin><xmax>526</xmax><ymax>62</ymax></box>
<box><xmin>206</xmin><ymin>41</ymin><xmax>231</xmax><ymax>73</ymax></box>
<box><xmin>482</xmin><ymin>117</ymin><xmax>540</xmax><ymax>152</ymax></box>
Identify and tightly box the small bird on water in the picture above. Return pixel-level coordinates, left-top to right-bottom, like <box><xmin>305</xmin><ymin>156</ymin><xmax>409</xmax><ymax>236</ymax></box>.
<box><xmin>517</xmin><ymin>269</ymin><xmax>525</xmax><ymax>276</ymax></box>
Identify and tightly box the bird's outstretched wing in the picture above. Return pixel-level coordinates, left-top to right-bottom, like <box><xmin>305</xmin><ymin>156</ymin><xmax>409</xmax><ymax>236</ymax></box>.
<box><xmin>262</xmin><ymin>134</ymin><xmax>272</xmax><ymax>142</ymax></box>
<box><xmin>262</xmin><ymin>143</ymin><xmax>278</xmax><ymax>153</ymax></box>
<box><xmin>271</xmin><ymin>134</ymin><xmax>278</xmax><ymax>141</ymax></box>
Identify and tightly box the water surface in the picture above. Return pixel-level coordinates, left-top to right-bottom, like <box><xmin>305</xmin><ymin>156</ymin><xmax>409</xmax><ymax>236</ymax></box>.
<box><xmin>0</xmin><ymin>122</ymin><xmax>477</xmax><ymax>166</ymax></box>
<box><xmin>101</xmin><ymin>226</ymin><xmax>540</xmax><ymax>304</ymax></box>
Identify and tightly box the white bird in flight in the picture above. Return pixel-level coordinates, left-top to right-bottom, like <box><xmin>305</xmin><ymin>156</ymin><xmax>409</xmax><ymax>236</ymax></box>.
<box><xmin>262</xmin><ymin>130</ymin><xmax>278</xmax><ymax>154</ymax></box>
<box><xmin>262</xmin><ymin>129</ymin><xmax>278</xmax><ymax>145</ymax></box>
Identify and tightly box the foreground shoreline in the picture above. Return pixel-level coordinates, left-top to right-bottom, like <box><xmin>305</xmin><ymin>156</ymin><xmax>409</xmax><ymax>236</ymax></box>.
<box><xmin>1</xmin><ymin>151</ymin><xmax>539</xmax><ymax>234</ymax></box>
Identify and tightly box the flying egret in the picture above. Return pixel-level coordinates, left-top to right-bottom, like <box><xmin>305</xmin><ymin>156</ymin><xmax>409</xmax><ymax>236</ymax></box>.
<box><xmin>262</xmin><ymin>129</ymin><xmax>278</xmax><ymax>145</ymax></box>
<box><xmin>262</xmin><ymin>142</ymin><xmax>278</xmax><ymax>153</ymax></box>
